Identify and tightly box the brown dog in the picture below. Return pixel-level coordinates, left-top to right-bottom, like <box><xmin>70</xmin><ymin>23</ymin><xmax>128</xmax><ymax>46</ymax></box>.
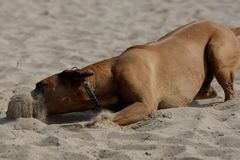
<box><xmin>31</xmin><ymin>21</ymin><xmax>240</xmax><ymax>125</ymax></box>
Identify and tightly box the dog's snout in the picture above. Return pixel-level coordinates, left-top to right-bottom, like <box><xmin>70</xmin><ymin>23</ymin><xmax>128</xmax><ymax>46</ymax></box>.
<box><xmin>31</xmin><ymin>82</ymin><xmax>44</xmax><ymax>98</ymax></box>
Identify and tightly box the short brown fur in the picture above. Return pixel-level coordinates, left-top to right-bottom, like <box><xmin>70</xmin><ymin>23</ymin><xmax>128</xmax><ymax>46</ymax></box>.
<box><xmin>32</xmin><ymin>21</ymin><xmax>240</xmax><ymax>125</ymax></box>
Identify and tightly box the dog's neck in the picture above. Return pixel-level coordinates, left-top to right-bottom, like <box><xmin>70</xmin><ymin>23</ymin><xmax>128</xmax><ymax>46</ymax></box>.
<box><xmin>83</xmin><ymin>58</ymin><xmax>119</xmax><ymax>108</ymax></box>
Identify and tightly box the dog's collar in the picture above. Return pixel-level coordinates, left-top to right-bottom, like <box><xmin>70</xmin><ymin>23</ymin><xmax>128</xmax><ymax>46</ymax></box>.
<box><xmin>81</xmin><ymin>79</ymin><xmax>101</xmax><ymax>112</ymax></box>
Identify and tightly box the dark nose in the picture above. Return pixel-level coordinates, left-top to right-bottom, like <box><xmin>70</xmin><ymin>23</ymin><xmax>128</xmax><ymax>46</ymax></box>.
<box><xmin>31</xmin><ymin>82</ymin><xmax>44</xmax><ymax>98</ymax></box>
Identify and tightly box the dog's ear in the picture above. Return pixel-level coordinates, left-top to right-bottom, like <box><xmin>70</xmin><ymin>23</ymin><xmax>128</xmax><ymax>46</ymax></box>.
<box><xmin>78</xmin><ymin>68</ymin><xmax>94</xmax><ymax>77</ymax></box>
<box><xmin>59</xmin><ymin>68</ymin><xmax>94</xmax><ymax>83</ymax></box>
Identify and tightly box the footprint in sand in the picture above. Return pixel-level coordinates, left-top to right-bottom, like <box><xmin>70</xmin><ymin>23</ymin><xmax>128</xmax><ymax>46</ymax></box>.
<box><xmin>98</xmin><ymin>149</ymin><xmax>130</xmax><ymax>160</ymax></box>
<box><xmin>37</xmin><ymin>136</ymin><xmax>60</xmax><ymax>147</ymax></box>
<box><xmin>215</xmin><ymin>136</ymin><xmax>240</xmax><ymax>148</ymax></box>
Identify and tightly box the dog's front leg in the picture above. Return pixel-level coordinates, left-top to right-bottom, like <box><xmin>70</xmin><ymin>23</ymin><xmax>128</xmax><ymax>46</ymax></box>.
<box><xmin>112</xmin><ymin>102</ymin><xmax>154</xmax><ymax>125</ymax></box>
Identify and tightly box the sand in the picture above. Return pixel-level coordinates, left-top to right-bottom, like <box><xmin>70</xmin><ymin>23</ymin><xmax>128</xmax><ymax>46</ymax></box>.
<box><xmin>1</xmin><ymin>0</ymin><xmax>240</xmax><ymax>159</ymax></box>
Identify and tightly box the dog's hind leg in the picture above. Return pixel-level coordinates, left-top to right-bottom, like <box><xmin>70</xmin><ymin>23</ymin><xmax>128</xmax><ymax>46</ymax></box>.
<box><xmin>214</xmin><ymin>69</ymin><xmax>236</xmax><ymax>101</ymax></box>
<box><xmin>195</xmin><ymin>69</ymin><xmax>217</xmax><ymax>99</ymax></box>
<box><xmin>207</xmin><ymin>30</ymin><xmax>239</xmax><ymax>101</ymax></box>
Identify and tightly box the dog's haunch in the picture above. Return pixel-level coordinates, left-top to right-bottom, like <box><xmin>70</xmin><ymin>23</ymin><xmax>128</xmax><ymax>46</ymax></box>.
<box><xmin>6</xmin><ymin>93</ymin><xmax>46</xmax><ymax>121</ymax></box>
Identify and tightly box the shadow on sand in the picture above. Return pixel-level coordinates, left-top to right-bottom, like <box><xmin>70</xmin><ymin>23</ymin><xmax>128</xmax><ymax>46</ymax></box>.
<box><xmin>0</xmin><ymin>110</ymin><xmax>98</xmax><ymax>125</ymax></box>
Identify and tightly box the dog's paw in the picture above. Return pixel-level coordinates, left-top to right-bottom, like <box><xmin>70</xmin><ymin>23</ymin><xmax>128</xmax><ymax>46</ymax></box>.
<box><xmin>195</xmin><ymin>86</ymin><xmax>217</xmax><ymax>99</ymax></box>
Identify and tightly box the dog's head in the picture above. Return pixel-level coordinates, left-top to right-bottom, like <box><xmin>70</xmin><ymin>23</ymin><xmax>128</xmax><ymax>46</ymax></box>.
<box><xmin>31</xmin><ymin>68</ymin><xmax>95</xmax><ymax>114</ymax></box>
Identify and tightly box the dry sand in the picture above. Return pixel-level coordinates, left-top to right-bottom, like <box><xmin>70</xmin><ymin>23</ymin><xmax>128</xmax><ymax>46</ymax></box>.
<box><xmin>1</xmin><ymin>0</ymin><xmax>240</xmax><ymax>159</ymax></box>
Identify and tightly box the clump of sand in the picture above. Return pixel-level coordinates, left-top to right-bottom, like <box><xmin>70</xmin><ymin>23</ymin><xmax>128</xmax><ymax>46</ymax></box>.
<box><xmin>6</xmin><ymin>93</ymin><xmax>46</xmax><ymax>122</ymax></box>
<box><xmin>85</xmin><ymin>110</ymin><xmax>120</xmax><ymax>129</ymax></box>
<box><xmin>6</xmin><ymin>93</ymin><xmax>33</xmax><ymax>120</ymax></box>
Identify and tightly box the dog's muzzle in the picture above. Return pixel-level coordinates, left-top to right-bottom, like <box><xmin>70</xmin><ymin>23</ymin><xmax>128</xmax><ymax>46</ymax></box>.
<box><xmin>31</xmin><ymin>82</ymin><xmax>44</xmax><ymax>100</ymax></box>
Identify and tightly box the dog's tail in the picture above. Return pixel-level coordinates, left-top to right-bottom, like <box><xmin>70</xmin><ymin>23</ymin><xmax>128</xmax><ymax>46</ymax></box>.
<box><xmin>231</xmin><ymin>27</ymin><xmax>240</xmax><ymax>36</ymax></box>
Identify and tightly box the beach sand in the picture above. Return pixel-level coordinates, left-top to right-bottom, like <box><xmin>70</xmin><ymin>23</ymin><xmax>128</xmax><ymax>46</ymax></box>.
<box><xmin>0</xmin><ymin>0</ymin><xmax>240</xmax><ymax>159</ymax></box>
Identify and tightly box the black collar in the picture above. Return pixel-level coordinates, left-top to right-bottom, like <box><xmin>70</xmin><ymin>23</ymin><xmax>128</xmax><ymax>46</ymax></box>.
<box><xmin>81</xmin><ymin>79</ymin><xmax>101</xmax><ymax>113</ymax></box>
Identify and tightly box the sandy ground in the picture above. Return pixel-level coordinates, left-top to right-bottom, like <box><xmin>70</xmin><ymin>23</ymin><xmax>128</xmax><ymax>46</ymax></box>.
<box><xmin>1</xmin><ymin>0</ymin><xmax>240</xmax><ymax>159</ymax></box>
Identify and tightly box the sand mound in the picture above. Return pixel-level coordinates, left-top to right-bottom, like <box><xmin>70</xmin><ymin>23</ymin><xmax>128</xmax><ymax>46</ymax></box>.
<box><xmin>6</xmin><ymin>93</ymin><xmax>46</xmax><ymax>122</ymax></box>
<box><xmin>6</xmin><ymin>93</ymin><xmax>33</xmax><ymax>120</ymax></box>
<box><xmin>85</xmin><ymin>110</ymin><xmax>120</xmax><ymax>129</ymax></box>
